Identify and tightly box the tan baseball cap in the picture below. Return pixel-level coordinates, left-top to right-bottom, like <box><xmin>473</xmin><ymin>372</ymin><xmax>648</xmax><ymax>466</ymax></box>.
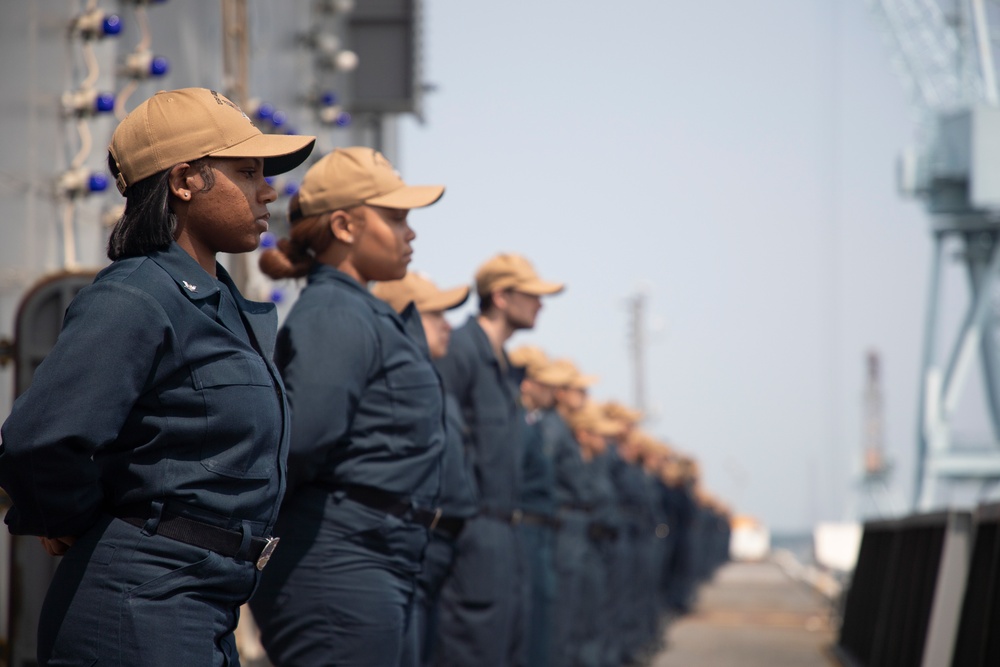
<box><xmin>371</xmin><ymin>271</ymin><xmax>469</xmax><ymax>314</ymax></box>
<box><xmin>566</xmin><ymin>401</ymin><xmax>623</xmax><ymax>437</ymax></box>
<box><xmin>108</xmin><ymin>88</ymin><xmax>316</xmax><ymax>195</ymax></box>
<box><xmin>475</xmin><ymin>253</ymin><xmax>565</xmax><ymax>298</ymax></box>
<box><xmin>548</xmin><ymin>358</ymin><xmax>598</xmax><ymax>390</ymax></box>
<box><xmin>508</xmin><ymin>345</ymin><xmax>549</xmax><ymax>373</ymax></box>
<box><xmin>531</xmin><ymin>359</ymin><xmax>579</xmax><ymax>388</ymax></box>
<box><xmin>603</xmin><ymin>400</ymin><xmax>643</xmax><ymax>425</ymax></box>
<box><xmin>509</xmin><ymin>347</ymin><xmax>577</xmax><ymax>387</ymax></box>
<box><xmin>298</xmin><ymin>147</ymin><xmax>444</xmax><ymax>216</ymax></box>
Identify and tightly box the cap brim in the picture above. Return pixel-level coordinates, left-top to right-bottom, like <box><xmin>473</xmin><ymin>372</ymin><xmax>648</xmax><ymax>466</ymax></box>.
<box><xmin>418</xmin><ymin>285</ymin><xmax>470</xmax><ymax>313</ymax></box>
<box><xmin>517</xmin><ymin>279</ymin><xmax>565</xmax><ymax>296</ymax></box>
<box><xmin>366</xmin><ymin>185</ymin><xmax>445</xmax><ymax>210</ymax></box>
<box><xmin>534</xmin><ymin>367</ymin><xmax>577</xmax><ymax>387</ymax></box>
<box><xmin>596</xmin><ymin>419</ymin><xmax>625</xmax><ymax>437</ymax></box>
<box><xmin>211</xmin><ymin>132</ymin><xmax>317</xmax><ymax>176</ymax></box>
<box><xmin>571</xmin><ymin>374</ymin><xmax>599</xmax><ymax>389</ymax></box>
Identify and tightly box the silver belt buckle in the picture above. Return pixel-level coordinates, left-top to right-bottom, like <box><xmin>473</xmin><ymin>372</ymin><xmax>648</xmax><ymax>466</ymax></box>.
<box><xmin>429</xmin><ymin>507</ymin><xmax>443</xmax><ymax>531</ymax></box>
<box><xmin>511</xmin><ymin>509</ymin><xmax>524</xmax><ymax>526</ymax></box>
<box><xmin>256</xmin><ymin>536</ymin><xmax>280</xmax><ymax>571</ymax></box>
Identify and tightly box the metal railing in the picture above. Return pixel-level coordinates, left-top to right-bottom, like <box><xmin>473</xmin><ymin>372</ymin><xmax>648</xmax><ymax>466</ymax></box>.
<box><xmin>837</xmin><ymin>510</ymin><xmax>972</xmax><ymax>667</ymax></box>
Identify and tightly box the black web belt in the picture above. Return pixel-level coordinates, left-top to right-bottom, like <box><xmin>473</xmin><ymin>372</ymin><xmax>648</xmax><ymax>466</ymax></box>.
<box><xmin>481</xmin><ymin>507</ymin><xmax>562</xmax><ymax>529</ymax></box>
<box><xmin>587</xmin><ymin>522</ymin><xmax>620</xmax><ymax>542</ymax></box>
<box><xmin>115</xmin><ymin>509</ymin><xmax>279</xmax><ymax>571</ymax></box>
<box><xmin>521</xmin><ymin>512</ymin><xmax>562</xmax><ymax>529</ymax></box>
<box><xmin>336</xmin><ymin>484</ymin><xmax>445</xmax><ymax>531</ymax></box>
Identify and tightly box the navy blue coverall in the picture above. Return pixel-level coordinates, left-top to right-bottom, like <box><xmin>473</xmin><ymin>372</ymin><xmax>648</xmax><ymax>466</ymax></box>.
<box><xmin>544</xmin><ymin>409</ymin><xmax>592</xmax><ymax>667</ymax></box>
<box><xmin>519</xmin><ymin>411</ymin><xmax>557</xmax><ymax>667</ymax></box>
<box><xmin>662</xmin><ymin>482</ymin><xmax>697</xmax><ymax>613</ymax></box>
<box><xmin>432</xmin><ymin>317</ymin><xmax>525</xmax><ymax>667</ymax></box>
<box><xmin>0</xmin><ymin>242</ymin><xmax>288</xmax><ymax>666</ymax></box>
<box><xmin>249</xmin><ymin>265</ymin><xmax>445</xmax><ymax>667</ymax></box>
<box><xmin>606</xmin><ymin>448</ymin><xmax>658</xmax><ymax>662</ymax></box>
<box><xmin>582</xmin><ymin>451</ymin><xmax>619</xmax><ymax>667</ymax></box>
<box><xmin>400</xmin><ymin>393</ymin><xmax>478</xmax><ymax>666</ymax></box>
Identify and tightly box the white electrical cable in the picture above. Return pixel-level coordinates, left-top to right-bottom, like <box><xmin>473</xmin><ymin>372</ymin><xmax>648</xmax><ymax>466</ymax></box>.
<box><xmin>60</xmin><ymin>0</ymin><xmax>105</xmax><ymax>269</ymax></box>
<box><xmin>70</xmin><ymin>119</ymin><xmax>92</xmax><ymax>170</ymax></box>
<box><xmin>114</xmin><ymin>80</ymin><xmax>138</xmax><ymax>120</ymax></box>
<box><xmin>61</xmin><ymin>201</ymin><xmax>79</xmax><ymax>269</ymax></box>
<box><xmin>135</xmin><ymin>5</ymin><xmax>151</xmax><ymax>52</ymax></box>
<box><xmin>80</xmin><ymin>40</ymin><xmax>100</xmax><ymax>90</ymax></box>
<box><xmin>114</xmin><ymin>5</ymin><xmax>152</xmax><ymax>119</ymax></box>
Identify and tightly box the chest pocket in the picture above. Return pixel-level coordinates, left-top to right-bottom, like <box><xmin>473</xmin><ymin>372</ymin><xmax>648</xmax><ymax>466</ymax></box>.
<box><xmin>383</xmin><ymin>363</ymin><xmax>442</xmax><ymax>451</ymax></box>
<box><xmin>385</xmin><ymin>364</ymin><xmax>441</xmax><ymax>414</ymax></box>
<box><xmin>192</xmin><ymin>354</ymin><xmax>280</xmax><ymax>479</ymax></box>
<box><xmin>386</xmin><ymin>364</ymin><xmax>440</xmax><ymax>391</ymax></box>
<box><xmin>192</xmin><ymin>355</ymin><xmax>272</xmax><ymax>389</ymax></box>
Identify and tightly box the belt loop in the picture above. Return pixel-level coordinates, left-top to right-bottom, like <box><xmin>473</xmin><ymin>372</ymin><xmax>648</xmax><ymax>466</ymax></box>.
<box><xmin>142</xmin><ymin>501</ymin><xmax>164</xmax><ymax>536</ymax></box>
<box><xmin>236</xmin><ymin>520</ymin><xmax>253</xmax><ymax>562</ymax></box>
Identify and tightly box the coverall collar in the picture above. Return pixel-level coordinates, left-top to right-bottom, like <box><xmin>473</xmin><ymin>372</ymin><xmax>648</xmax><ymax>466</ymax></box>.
<box><xmin>308</xmin><ymin>263</ymin><xmax>417</xmax><ymax>324</ymax></box>
<box><xmin>147</xmin><ymin>242</ymin><xmax>222</xmax><ymax>301</ymax></box>
<box><xmin>147</xmin><ymin>242</ymin><xmax>278</xmax><ymax>355</ymax></box>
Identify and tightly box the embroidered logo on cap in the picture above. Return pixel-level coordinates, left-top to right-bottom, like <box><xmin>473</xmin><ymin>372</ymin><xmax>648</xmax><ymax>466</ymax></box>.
<box><xmin>210</xmin><ymin>89</ymin><xmax>255</xmax><ymax>127</ymax></box>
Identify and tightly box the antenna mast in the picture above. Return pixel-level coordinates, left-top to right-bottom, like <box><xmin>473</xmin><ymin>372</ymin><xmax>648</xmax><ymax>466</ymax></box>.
<box><xmin>628</xmin><ymin>290</ymin><xmax>647</xmax><ymax>416</ymax></box>
<box><xmin>859</xmin><ymin>350</ymin><xmax>895</xmax><ymax>518</ymax></box>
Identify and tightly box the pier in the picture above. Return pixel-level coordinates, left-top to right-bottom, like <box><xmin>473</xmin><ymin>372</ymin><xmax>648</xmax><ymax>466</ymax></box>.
<box><xmin>652</xmin><ymin>560</ymin><xmax>838</xmax><ymax>667</ymax></box>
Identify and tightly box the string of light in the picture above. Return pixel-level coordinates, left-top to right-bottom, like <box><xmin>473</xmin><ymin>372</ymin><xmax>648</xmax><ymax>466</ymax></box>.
<box><xmin>59</xmin><ymin>0</ymin><xmax>122</xmax><ymax>268</ymax></box>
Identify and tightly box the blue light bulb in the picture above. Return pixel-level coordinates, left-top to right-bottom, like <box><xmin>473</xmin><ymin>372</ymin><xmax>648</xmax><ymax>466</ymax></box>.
<box><xmin>88</xmin><ymin>172</ymin><xmax>109</xmax><ymax>192</ymax></box>
<box><xmin>283</xmin><ymin>182</ymin><xmax>299</xmax><ymax>197</ymax></box>
<box><xmin>150</xmin><ymin>56</ymin><xmax>169</xmax><ymax>77</ymax></box>
<box><xmin>321</xmin><ymin>91</ymin><xmax>338</xmax><ymax>106</ymax></box>
<box><xmin>260</xmin><ymin>231</ymin><xmax>277</xmax><ymax>249</ymax></box>
<box><xmin>256</xmin><ymin>103</ymin><xmax>275</xmax><ymax>121</ymax></box>
<box><xmin>269</xmin><ymin>288</ymin><xmax>285</xmax><ymax>304</ymax></box>
<box><xmin>102</xmin><ymin>14</ymin><xmax>123</xmax><ymax>36</ymax></box>
<box><xmin>94</xmin><ymin>92</ymin><xmax>115</xmax><ymax>113</ymax></box>
<box><xmin>271</xmin><ymin>110</ymin><xmax>288</xmax><ymax>128</ymax></box>
<box><xmin>335</xmin><ymin>111</ymin><xmax>351</xmax><ymax>127</ymax></box>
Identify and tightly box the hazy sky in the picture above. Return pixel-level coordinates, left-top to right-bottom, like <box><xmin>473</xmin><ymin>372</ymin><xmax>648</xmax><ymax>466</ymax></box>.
<box><xmin>392</xmin><ymin>0</ymin><xmax>937</xmax><ymax>531</ymax></box>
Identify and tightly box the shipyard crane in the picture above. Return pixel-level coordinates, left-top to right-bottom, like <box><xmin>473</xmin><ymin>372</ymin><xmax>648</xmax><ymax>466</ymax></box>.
<box><xmin>867</xmin><ymin>0</ymin><xmax>1000</xmax><ymax>510</ymax></box>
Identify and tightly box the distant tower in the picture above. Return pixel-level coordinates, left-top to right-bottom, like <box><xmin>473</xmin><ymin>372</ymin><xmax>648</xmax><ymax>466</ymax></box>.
<box><xmin>859</xmin><ymin>350</ymin><xmax>895</xmax><ymax>519</ymax></box>
<box><xmin>627</xmin><ymin>290</ymin><xmax>647</xmax><ymax>416</ymax></box>
<box><xmin>863</xmin><ymin>351</ymin><xmax>888</xmax><ymax>480</ymax></box>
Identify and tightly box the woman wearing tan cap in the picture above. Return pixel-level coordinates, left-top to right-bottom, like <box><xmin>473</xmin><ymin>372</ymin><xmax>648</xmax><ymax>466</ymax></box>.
<box><xmin>0</xmin><ymin>88</ymin><xmax>315</xmax><ymax>664</ymax></box>
<box><xmin>371</xmin><ymin>271</ymin><xmax>478</xmax><ymax>666</ymax></box>
<box><xmin>248</xmin><ymin>147</ymin><xmax>448</xmax><ymax>666</ymax></box>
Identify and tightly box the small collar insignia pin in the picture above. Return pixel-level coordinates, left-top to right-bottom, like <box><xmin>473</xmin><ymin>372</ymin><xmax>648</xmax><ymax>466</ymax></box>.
<box><xmin>182</xmin><ymin>280</ymin><xmax>197</xmax><ymax>292</ymax></box>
